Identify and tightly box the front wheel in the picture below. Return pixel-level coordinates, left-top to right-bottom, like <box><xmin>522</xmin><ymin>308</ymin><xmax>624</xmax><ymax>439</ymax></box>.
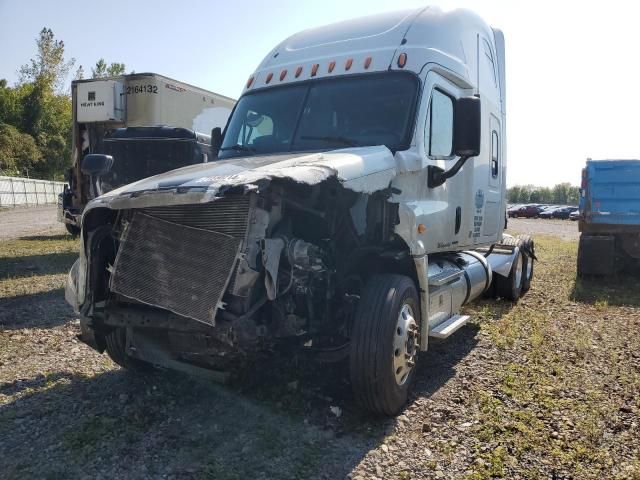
<box><xmin>105</xmin><ymin>327</ymin><xmax>153</xmax><ymax>371</ymax></box>
<box><xmin>350</xmin><ymin>274</ymin><xmax>420</xmax><ymax>416</ymax></box>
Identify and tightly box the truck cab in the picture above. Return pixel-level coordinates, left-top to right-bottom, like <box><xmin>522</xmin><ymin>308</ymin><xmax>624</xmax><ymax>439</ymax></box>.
<box><xmin>66</xmin><ymin>8</ymin><xmax>534</xmax><ymax>415</ymax></box>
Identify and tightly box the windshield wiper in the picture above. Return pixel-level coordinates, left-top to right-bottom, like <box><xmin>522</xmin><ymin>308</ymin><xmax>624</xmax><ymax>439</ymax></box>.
<box><xmin>299</xmin><ymin>135</ymin><xmax>360</xmax><ymax>147</ymax></box>
<box><xmin>219</xmin><ymin>144</ymin><xmax>255</xmax><ymax>152</ymax></box>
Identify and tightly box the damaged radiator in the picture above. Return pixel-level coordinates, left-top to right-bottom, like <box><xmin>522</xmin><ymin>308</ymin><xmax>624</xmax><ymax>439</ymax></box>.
<box><xmin>110</xmin><ymin>197</ymin><xmax>251</xmax><ymax>324</ymax></box>
<box><xmin>142</xmin><ymin>195</ymin><xmax>250</xmax><ymax>237</ymax></box>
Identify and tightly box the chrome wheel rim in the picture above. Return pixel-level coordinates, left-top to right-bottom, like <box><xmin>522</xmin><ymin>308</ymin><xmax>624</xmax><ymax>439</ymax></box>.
<box><xmin>393</xmin><ymin>303</ymin><xmax>419</xmax><ymax>386</ymax></box>
<box><xmin>515</xmin><ymin>253</ymin><xmax>524</xmax><ymax>288</ymax></box>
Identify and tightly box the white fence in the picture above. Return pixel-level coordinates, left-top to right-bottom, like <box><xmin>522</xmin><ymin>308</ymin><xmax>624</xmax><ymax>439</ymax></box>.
<box><xmin>0</xmin><ymin>176</ymin><xmax>66</xmax><ymax>207</ymax></box>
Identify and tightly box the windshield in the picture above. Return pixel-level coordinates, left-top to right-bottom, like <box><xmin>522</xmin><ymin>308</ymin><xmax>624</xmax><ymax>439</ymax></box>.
<box><xmin>219</xmin><ymin>72</ymin><xmax>419</xmax><ymax>159</ymax></box>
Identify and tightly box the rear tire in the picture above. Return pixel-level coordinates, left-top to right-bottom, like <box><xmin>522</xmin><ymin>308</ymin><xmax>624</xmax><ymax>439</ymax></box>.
<box><xmin>350</xmin><ymin>274</ymin><xmax>420</xmax><ymax>416</ymax></box>
<box><xmin>496</xmin><ymin>248</ymin><xmax>523</xmax><ymax>301</ymax></box>
<box><xmin>105</xmin><ymin>328</ymin><xmax>153</xmax><ymax>371</ymax></box>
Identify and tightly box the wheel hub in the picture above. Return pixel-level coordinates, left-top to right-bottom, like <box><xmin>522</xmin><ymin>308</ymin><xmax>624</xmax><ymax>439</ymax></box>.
<box><xmin>393</xmin><ymin>303</ymin><xmax>419</xmax><ymax>386</ymax></box>
<box><xmin>515</xmin><ymin>252</ymin><xmax>523</xmax><ymax>288</ymax></box>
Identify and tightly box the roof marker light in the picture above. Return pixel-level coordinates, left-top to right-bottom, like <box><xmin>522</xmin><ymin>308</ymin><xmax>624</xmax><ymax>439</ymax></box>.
<box><xmin>364</xmin><ymin>57</ymin><xmax>372</xmax><ymax>69</ymax></box>
<box><xmin>311</xmin><ymin>64</ymin><xmax>319</xmax><ymax>76</ymax></box>
<box><xmin>328</xmin><ymin>61</ymin><xmax>336</xmax><ymax>73</ymax></box>
<box><xmin>280</xmin><ymin>69</ymin><xmax>287</xmax><ymax>81</ymax></box>
<box><xmin>397</xmin><ymin>53</ymin><xmax>407</xmax><ymax>68</ymax></box>
<box><xmin>295</xmin><ymin>66</ymin><xmax>303</xmax><ymax>78</ymax></box>
<box><xmin>266</xmin><ymin>72</ymin><xmax>273</xmax><ymax>84</ymax></box>
<box><xmin>345</xmin><ymin>58</ymin><xmax>353</xmax><ymax>71</ymax></box>
<box><xmin>246</xmin><ymin>76</ymin><xmax>254</xmax><ymax>88</ymax></box>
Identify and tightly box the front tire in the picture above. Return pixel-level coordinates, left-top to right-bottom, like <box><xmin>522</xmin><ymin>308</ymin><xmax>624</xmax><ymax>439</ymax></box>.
<box><xmin>350</xmin><ymin>274</ymin><xmax>420</xmax><ymax>416</ymax></box>
<box><xmin>105</xmin><ymin>328</ymin><xmax>153</xmax><ymax>371</ymax></box>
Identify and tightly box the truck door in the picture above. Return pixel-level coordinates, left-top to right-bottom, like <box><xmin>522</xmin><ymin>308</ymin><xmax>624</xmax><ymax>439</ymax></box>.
<box><xmin>415</xmin><ymin>71</ymin><xmax>475</xmax><ymax>252</ymax></box>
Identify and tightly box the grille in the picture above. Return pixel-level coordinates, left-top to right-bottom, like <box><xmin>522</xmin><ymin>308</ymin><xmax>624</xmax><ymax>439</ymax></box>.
<box><xmin>142</xmin><ymin>195</ymin><xmax>251</xmax><ymax>238</ymax></box>
<box><xmin>110</xmin><ymin>211</ymin><xmax>242</xmax><ymax>325</ymax></box>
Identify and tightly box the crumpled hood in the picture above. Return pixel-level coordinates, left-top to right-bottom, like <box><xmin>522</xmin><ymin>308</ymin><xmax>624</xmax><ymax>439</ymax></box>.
<box><xmin>85</xmin><ymin>145</ymin><xmax>397</xmax><ymax>212</ymax></box>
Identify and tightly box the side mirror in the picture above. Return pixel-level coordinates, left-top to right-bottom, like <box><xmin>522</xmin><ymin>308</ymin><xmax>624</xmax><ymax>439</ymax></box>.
<box><xmin>211</xmin><ymin>127</ymin><xmax>222</xmax><ymax>157</ymax></box>
<box><xmin>81</xmin><ymin>154</ymin><xmax>114</xmax><ymax>176</ymax></box>
<box><xmin>81</xmin><ymin>154</ymin><xmax>113</xmax><ymax>199</ymax></box>
<box><xmin>453</xmin><ymin>96</ymin><xmax>481</xmax><ymax>157</ymax></box>
<box><xmin>428</xmin><ymin>96</ymin><xmax>482</xmax><ymax>188</ymax></box>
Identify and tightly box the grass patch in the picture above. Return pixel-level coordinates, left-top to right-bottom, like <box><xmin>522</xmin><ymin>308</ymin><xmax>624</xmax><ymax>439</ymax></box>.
<box><xmin>0</xmin><ymin>235</ymin><xmax>77</xmax><ymax>299</ymax></box>
<box><xmin>464</xmin><ymin>235</ymin><xmax>640</xmax><ymax>479</ymax></box>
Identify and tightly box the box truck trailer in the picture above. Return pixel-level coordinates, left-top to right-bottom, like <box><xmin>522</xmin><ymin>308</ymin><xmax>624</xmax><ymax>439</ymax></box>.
<box><xmin>58</xmin><ymin>73</ymin><xmax>235</xmax><ymax>233</ymax></box>
<box><xmin>66</xmin><ymin>7</ymin><xmax>535</xmax><ymax>415</ymax></box>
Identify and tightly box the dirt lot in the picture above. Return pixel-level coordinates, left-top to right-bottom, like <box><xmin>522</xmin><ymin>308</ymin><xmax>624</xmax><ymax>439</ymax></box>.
<box><xmin>508</xmin><ymin>217</ymin><xmax>580</xmax><ymax>241</ymax></box>
<box><xmin>1</xmin><ymin>219</ymin><xmax>639</xmax><ymax>479</ymax></box>
<box><xmin>0</xmin><ymin>205</ymin><xmax>66</xmax><ymax>240</ymax></box>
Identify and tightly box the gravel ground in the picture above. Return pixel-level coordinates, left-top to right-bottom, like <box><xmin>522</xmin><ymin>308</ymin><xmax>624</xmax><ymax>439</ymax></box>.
<box><xmin>1</xmin><ymin>223</ymin><xmax>639</xmax><ymax>479</ymax></box>
<box><xmin>0</xmin><ymin>205</ymin><xmax>66</xmax><ymax>240</ymax></box>
<box><xmin>507</xmin><ymin>217</ymin><xmax>579</xmax><ymax>241</ymax></box>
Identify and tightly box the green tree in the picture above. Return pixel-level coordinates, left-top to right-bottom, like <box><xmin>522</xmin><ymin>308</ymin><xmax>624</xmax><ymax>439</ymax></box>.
<box><xmin>567</xmin><ymin>186</ymin><xmax>580</xmax><ymax>205</ymax></box>
<box><xmin>19</xmin><ymin>28</ymin><xmax>75</xmax><ymax>92</ymax></box>
<box><xmin>552</xmin><ymin>182</ymin><xmax>573</xmax><ymax>204</ymax></box>
<box><xmin>91</xmin><ymin>58</ymin><xmax>126</xmax><ymax>78</ymax></box>
<box><xmin>15</xmin><ymin>27</ymin><xmax>74</xmax><ymax>179</ymax></box>
<box><xmin>0</xmin><ymin>123</ymin><xmax>42</xmax><ymax>176</ymax></box>
<box><xmin>508</xmin><ymin>183</ymin><xmax>580</xmax><ymax>205</ymax></box>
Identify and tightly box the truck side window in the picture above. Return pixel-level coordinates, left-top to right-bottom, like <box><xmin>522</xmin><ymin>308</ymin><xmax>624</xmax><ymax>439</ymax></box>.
<box><xmin>491</xmin><ymin>130</ymin><xmax>499</xmax><ymax>177</ymax></box>
<box><xmin>425</xmin><ymin>89</ymin><xmax>454</xmax><ymax>157</ymax></box>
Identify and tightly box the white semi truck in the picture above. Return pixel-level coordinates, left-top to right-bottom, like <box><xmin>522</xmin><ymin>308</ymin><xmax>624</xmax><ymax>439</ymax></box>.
<box><xmin>58</xmin><ymin>73</ymin><xmax>235</xmax><ymax>233</ymax></box>
<box><xmin>66</xmin><ymin>8</ymin><xmax>534</xmax><ymax>415</ymax></box>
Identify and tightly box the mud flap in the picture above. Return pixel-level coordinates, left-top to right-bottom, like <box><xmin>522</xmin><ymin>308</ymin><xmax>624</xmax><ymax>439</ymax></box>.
<box><xmin>577</xmin><ymin>235</ymin><xmax>615</xmax><ymax>276</ymax></box>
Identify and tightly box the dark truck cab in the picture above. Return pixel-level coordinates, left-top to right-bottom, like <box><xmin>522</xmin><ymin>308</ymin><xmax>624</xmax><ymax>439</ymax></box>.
<box><xmin>58</xmin><ymin>126</ymin><xmax>212</xmax><ymax>234</ymax></box>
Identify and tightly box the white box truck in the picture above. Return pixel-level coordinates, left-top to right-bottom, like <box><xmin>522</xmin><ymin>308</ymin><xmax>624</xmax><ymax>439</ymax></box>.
<box><xmin>66</xmin><ymin>8</ymin><xmax>535</xmax><ymax>415</ymax></box>
<box><xmin>59</xmin><ymin>73</ymin><xmax>235</xmax><ymax>233</ymax></box>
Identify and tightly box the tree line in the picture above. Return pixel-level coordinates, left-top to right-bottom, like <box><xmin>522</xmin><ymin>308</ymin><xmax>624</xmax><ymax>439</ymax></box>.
<box><xmin>0</xmin><ymin>28</ymin><xmax>127</xmax><ymax>180</ymax></box>
<box><xmin>507</xmin><ymin>182</ymin><xmax>580</xmax><ymax>206</ymax></box>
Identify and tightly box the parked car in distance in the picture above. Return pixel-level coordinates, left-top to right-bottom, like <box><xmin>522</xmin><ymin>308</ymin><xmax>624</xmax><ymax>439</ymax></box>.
<box><xmin>507</xmin><ymin>204</ymin><xmax>523</xmax><ymax>217</ymax></box>
<box><xmin>538</xmin><ymin>206</ymin><xmax>561</xmax><ymax>218</ymax></box>
<box><xmin>552</xmin><ymin>206</ymin><xmax>578</xmax><ymax>220</ymax></box>
<box><xmin>509</xmin><ymin>204</ymin><xmax>544</xmax><ymax>218</ymax></box>
<box><xmin>569</xmin><ymin>210</ymin><xmax>580</xmax><ymax>221</ymax></box>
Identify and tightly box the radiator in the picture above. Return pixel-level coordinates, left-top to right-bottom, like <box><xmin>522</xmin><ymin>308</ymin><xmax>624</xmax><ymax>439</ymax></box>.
<box><xmin>110</xmin><ymin>197</ymin><xmax>250</xmax><ymax>325</ymax></box>
<box><xmin>142</xmin><ymin>195</ymin><xmax>250</xmax><ymax>237</ymax></box>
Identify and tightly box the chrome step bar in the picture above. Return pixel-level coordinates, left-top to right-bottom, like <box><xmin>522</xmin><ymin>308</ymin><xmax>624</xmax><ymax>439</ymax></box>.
<box><xmin>429</xmin><ymin>314</ymin><xmax>470</xmax><ymax>339</ymax></box>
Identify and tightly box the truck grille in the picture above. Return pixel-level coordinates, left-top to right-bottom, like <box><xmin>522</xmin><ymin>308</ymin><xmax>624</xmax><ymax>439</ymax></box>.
<box><xmin>110</xmin><ymin>196</ymin><xmax>251</xmax><ymax>325</ymax></box>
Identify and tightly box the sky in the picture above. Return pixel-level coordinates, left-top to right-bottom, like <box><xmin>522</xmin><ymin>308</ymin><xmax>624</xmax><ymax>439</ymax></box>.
<box><xmin>1</xmin><ymin>0</ymin><xmax>638</xmax><ymax>187</ymax></box>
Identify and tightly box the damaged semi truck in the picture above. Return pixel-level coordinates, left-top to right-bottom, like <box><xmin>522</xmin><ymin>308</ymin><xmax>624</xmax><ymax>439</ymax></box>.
<box><xmin>66</xmin><ymin>7</ymin><xmax>535</xmax><ymax>415</ymax></box>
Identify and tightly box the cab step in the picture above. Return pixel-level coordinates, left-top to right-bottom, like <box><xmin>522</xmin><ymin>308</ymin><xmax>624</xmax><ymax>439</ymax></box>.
<box><xmin>429</xmin><ymin>314</ymin><xmax>470</xmax><ymax>339</ymax></box>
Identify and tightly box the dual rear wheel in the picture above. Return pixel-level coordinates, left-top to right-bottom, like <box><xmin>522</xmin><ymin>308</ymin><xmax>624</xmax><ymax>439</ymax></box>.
<box><xmin>496</xmin><ymin>234</ymin><xmax>535</xmax><ymax>300</ymax></box>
